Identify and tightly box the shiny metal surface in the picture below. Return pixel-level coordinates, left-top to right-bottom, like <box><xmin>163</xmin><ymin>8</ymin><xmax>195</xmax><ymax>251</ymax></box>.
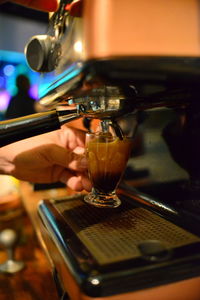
<box><xmin>73</xmin><ymin>86</ymin><xmax>136</xmax><ymax>119</ymax></box>
<box><xmin>41</xmin><ymin>86</ymin><xmax>137</xmax><ymax>123</ymax></box>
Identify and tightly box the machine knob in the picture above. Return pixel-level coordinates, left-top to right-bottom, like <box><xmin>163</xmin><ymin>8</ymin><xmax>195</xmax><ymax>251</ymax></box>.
<box><xmin>25</xmin><ymin>35</ymin><xmax>61</xmax><ymax>72</ymax></box>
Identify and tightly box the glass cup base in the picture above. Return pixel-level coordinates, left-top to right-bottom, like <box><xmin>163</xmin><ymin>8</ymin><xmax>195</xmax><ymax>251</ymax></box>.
<box><xmin>84</xmin><ymin>188</ymin><xmax>121</xmax><ymax>208</ymax></box>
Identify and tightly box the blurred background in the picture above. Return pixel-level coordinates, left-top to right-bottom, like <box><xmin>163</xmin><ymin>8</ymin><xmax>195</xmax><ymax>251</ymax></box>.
<box><xmin>0</xmin><ymin>3</ymin><xmax>52</xmax><ymax>120</ymax></box>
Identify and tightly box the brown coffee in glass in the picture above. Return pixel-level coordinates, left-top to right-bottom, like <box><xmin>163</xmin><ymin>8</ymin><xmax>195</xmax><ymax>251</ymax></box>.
<box><xmin>84</xmin><ymin>132</ymin><xmax>133</xmax><ymax>208</ymax></box>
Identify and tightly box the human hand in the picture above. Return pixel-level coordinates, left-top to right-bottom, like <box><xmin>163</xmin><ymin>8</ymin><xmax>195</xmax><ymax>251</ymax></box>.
<box><xmin>0</xmin><ymin>0</ymin><xmax>58</xmax><ymax>12</ymax></box>
<box><xmin>0</xmin><ymin>126</ymin><xmax>92</xmax><ymax>192</ymax></box>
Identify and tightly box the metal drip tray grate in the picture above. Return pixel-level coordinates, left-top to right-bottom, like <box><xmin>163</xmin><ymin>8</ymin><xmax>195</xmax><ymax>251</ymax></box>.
<box><xmin>53</xmin><ymin>197</ymin><xmax>200</xmax><ymax>265</ymax></box>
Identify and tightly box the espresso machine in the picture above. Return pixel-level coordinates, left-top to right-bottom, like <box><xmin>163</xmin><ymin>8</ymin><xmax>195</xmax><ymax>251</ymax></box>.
<box><xmin>2</xmin><ymin>0</ymin><xmax>200</xmax><ymax>299</ymax></box>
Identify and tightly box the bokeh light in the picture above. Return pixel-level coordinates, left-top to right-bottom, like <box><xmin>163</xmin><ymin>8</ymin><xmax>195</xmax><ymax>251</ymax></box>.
<box><xmin>0</xmin><ymin>50</ymin><xmax>54</xmax><ymax>115</ymax></box>
<box><xmin>29</xmin><ymin>84</ymin><xmax>39</xmax><ymax>99</ymax></box>
<box><xmin>3</xmin><ymin>64</ymin><xmax>15</xmax><ymax>76</ymax></box>
<box><xmin>0</xmin><ymin>90</ymin><xmax>11</xmax><ymax>111</ymax></box>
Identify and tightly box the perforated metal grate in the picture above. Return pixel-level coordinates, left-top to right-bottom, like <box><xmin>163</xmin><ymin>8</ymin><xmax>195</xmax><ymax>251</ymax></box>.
<box><xmin>53</xmin><ymin>197</ymin><xmax>200</xmax><ymax>265</ymax></box>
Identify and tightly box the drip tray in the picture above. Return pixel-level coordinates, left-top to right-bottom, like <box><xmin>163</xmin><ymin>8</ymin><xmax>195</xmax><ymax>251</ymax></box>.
<box><xmin>53</xmin><ymin>197</ymin><xmax>199</xmax><ymax>265</ymax></box>
<box><xmin>38</xmin><ymin>194</ymin><xmax>200</xmax><ymax>297</ymax></box>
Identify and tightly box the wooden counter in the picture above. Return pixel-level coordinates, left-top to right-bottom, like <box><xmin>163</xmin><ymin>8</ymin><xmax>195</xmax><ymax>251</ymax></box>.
<box><xmin>19</xmin><ymin>181</ymin><xmax>71</xmax><ymax>266</ymax></box>
<box><xmin>0</xmin><ymin>183</ymin><xmax>60</xmax><ymax>300</ymax></box>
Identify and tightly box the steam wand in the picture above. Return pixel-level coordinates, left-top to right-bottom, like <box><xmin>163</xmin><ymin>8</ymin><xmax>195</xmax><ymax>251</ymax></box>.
<box><xmin>0</xmin><ymin>109</ymin><xmax>81</xmax><ymax>147</ymax></box>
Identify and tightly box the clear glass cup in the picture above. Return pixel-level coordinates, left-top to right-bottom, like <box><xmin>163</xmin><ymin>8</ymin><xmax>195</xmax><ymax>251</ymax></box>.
<box><xmin>84</xmin><ymin>132</ymin><xmax>133</xmax><ymax>208</ymax></box>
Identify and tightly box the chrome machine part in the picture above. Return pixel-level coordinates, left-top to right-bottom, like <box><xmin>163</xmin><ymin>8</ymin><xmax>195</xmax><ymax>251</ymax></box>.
<box><xmin>24</xmin><ymin>1</ymin><xmax>138</xmax><ymax>123</ymax></box>
<box><xmin>71</xmin><ymin>86</ymin><xmax>136</xmax><ymax>120</ymax></box>
<box><xmin>25</xmin><ymin>35</ymin><xmax>61</xmax><ymax>73</ymax></box>
<box><xmin>25</xmin><ymin>0</ymin><xmax>67</xmax><ymax>73</ymax></box>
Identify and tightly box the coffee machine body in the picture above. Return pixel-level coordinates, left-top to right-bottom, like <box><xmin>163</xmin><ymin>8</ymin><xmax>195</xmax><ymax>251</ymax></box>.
<box><xmin>25</xmin><ymin>0</ymin><xmax>200</xmax><ymax>108</ymax></box>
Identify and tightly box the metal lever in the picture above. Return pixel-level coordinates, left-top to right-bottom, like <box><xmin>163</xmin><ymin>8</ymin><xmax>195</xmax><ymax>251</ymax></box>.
<box><xmin>0</xmin><ymin>109</ymin><xmax>81</xmax><ymax>147</ymax></box>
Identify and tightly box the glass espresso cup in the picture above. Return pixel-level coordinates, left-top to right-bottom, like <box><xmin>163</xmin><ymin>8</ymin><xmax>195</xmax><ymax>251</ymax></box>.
<box><xmin>84</xmin><ymin>132</ymin><xmax>133</xmax><ymax>208</ymax></box>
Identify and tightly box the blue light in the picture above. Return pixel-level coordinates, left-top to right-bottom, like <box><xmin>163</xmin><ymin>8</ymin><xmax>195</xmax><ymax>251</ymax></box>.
<box><xmin>0</xmin><ymin>50</ymin><xmax>25</xmax><ymax>64</ymax></box>
<box><xmin>0</xmin><ymin>50</ymin><xmax>42</xmax><ymax>109</ymax></box>
<box><xmin>0</xmin><ymin>76</ymin><xmax>5</xmax><ymax>88</ymax></box>
<box><xmin>39</xmin><ymin>63</ymin><xmax>81</xmax><ymax>98</ymax></box>
<box><xmin>3</xmin><ymin>65</ymin><xmax>15</xmax><ymax>76</ymax></box>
